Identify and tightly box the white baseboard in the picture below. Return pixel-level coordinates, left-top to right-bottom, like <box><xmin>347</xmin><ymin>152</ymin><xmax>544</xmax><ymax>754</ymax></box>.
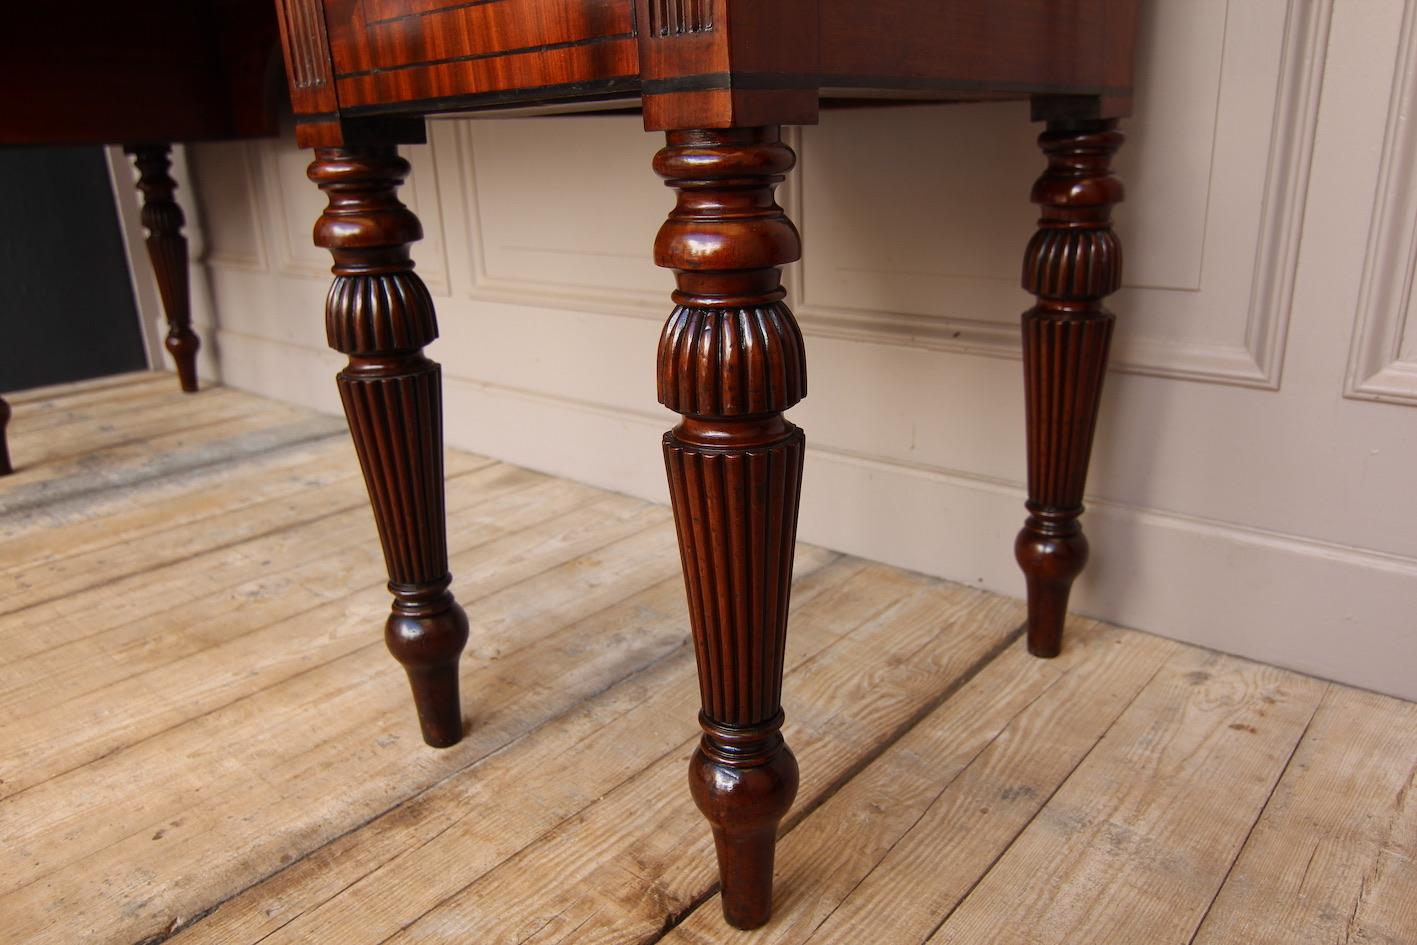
<box><xmin>217</xmin><ymin>330</ymin><xmax>1417</xmax><ymax>702</ymax></box>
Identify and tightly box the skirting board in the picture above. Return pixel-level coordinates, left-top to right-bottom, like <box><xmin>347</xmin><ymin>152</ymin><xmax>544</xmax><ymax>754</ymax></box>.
<box><xmin>218</xmin><ymin>329</ymin><xmax>1417</xmax><ymax>702</ymax></box>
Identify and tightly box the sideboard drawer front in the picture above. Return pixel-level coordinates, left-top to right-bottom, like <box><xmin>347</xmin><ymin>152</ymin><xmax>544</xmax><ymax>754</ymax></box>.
<box><xmin>325</xmin><ymin>0</ymin><xmax>638</xmax><ymax>109</ymax></box>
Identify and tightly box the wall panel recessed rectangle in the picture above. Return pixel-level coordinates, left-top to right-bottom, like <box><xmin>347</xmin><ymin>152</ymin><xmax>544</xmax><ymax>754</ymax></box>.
<box><xmin>797</xmin><ymin>0</ymin><xmax>1326</xmax><ymax>389</ymax></box>
<box><xmin>1347</xmin><ymin>0</ymin><xmax>1417</xmax><ymax>406</ymax></box>
<box><xmin>459</xmin><ymin>115</ymin><xmax>667</xmax><ymax>300</ymax></box>
<box><xmin>189</xmin><ymin>142</ymin><xmax>268</xmax><ymax>273</ymax></box>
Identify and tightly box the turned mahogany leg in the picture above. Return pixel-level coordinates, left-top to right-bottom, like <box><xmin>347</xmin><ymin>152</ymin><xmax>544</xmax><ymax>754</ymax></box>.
<box><xmin>0</xmin><ymin>394</ymin><xmax>11</xmax><ymax>475</ymax></box>
<box><xmin>654</xmin><ymin>127</ymin><xmax>806</xmax><ymax>930</ymax></box>
<box><xmin>1016</xmin><ymin>120</ymin><xmax>1124</xmax><ymax>658</ymax></box>
<box><xmin>125</xmin><ymin>145</ymin><xmax>199</xmax><ymax>393</ymax></box>
<box><xmin>308</xmin><ymin>146</ymin><xmax>468</xmax><ymax>747</ymax></box>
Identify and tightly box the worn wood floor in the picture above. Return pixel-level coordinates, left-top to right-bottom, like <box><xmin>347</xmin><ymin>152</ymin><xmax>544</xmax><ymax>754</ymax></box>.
<box><xmin>2</xmin><ymin>372</ymin><xmax>1413</xmax><ymax>945</ymax></box>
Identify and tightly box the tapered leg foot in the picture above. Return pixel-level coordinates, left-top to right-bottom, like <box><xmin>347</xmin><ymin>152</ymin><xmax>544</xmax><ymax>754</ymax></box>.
<box><xmin>166</xmin><ymin>333</ymin><xmax>200</xmax><ymax>394</ymax></box>
<box><xmin>1017</xmin><ymin>117</ymin><xmax>1124</xmax><ymax>657</ymax></box>
<box><xmin>1015</xmin><ymin>521</ymin><xmax>1088</xmax><ymax>658</ymax></box>
<box><xmin>401</xmin><ymin>661</ymin><xmax>465</xmax><ymax>747</ymax></box>
<box><xmin>126</xmin><ymin>145</ymin><xmax>200</xmax><ymax>392</ymax></box>
<box><xmin>654</xmin><ymin>127</ymin><xmax>808</xmax><ymax>928</ymax></box>
<box><xmin>690</xmin><ymin>719</ymin><xmax>799</xmax><ymax>929</ymax></box>
<box><xmin>310</xmin><ymin>144</ymin><xmax>468</xmax><ymax>747</ymax></box>
<box><xmin>386</xmin><ymin>581</ymin><xmax>469</xmax><ymax>747</ymax></box>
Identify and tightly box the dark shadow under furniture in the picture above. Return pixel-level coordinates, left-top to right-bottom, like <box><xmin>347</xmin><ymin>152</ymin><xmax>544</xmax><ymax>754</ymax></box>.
<box><xmin>1</xmin><ymin>1</ymin><xmax>284</xmax><ymax>473</ymax></box>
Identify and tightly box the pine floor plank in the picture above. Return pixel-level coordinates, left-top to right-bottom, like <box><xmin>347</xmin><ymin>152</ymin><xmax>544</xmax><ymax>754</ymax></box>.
<box><xmin>372</xmin><ymin>579</ymin><xmax>1023</xmax><ymax>944</ymax></box>
<box><xmin>6</xmin><ymin>386</ymin><xmax>286</xmax><ymax>469</ymax></box>
<box><xmin>0</xmin><ymin>460</ymin><xmax>535</xmax><ymax>723</ymax></box>
<box><xmin>0</xmin><ymin>515</ymin><xmax>699</xmax><ymax>943</ymax></box>
<box><xmin>0</xmin><ymin>434</ymin><xmax>356</xmax><ymax>574</ymax></box>
<box><xmin>0</xmin><ymin>411</ymin><xmax>347</xmax><ymax>522</ymax></box>
<box><xmin>663</xmin><ymin>621</ymin><xmax>1180</xmax><ymax>945</ymax></box>
<box><xmin>4</xmin><ymin>369</ymin><xmax>162</xmax><ymax>405</ymax></box>
<box><xmin>0</xmin><ymin>413</ymin><xmax>347</xmax><ymax>539</ymax></box>
<box><xmin>5</xmin><ymin>373</ymin><xmax>205</xmax><ymax>439</ymax></box>
<box><xmin>923</xmin><ymin>649</ymin><xmax>1328</xmax><ymax>945</ymax></box>
<box><xmin>169</xmin><ymin>551</ymin><xmax>854</xmax><ymax>945</ymax></box>
<box><xmin>6</xmin><ymin>376</ymin><xmax>1417</xmax><ymax>945</ymax></box>
<box><xmin>1191</xmin><ymin>685</ymin><xmax>1417</xmax><ymax>945</ymax></box>
<box><xmin>0</xmin><ymin>480</ymin><xmax>663</xmax><ymax>798</ymax></box>
<box><xmin>0</xmin><ymin>447</ymin><xmax>439</xmax><ymax>616</ymax></box>
<box><xmin>0</xmin><ymin>452</ymin><xmax>502</xmax><ymax>672</ymax></box>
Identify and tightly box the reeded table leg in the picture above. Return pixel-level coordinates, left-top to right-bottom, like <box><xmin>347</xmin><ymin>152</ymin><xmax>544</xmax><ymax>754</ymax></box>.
<box><xmin>1016</xmin><ymin>119</ymin><xmax>1124</xmax><ymax>658</ymax></box>
<box><xmin>653</xmin><ymin>127</ymin><xmax>807</xmax><ymax>930</ymax></box>
<box><xmin>125</xmin><ymin>145</ymin><xmax>200</xmax><ymax>392</ymax></box>
<box><xmin>308</xmin><ymin>145</ymin><xmax>468</xmax><ymax>747</ymax></box>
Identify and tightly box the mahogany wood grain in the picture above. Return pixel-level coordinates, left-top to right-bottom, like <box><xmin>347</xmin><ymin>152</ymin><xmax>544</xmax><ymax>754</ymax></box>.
<box><xmin>279</xmin><ymin>0</ymin><xmax>1140</xmax><ymax>144</ymax></box>
<box><xmin>816</xmin><ymin>0</ymin><xmax>1141</xmax><ymax>117</ymax></box>
<box><xmin>309</xmin><ymin>145</ymin><xmax>470</xmax><ymax>747</ymax></box>
<box><xmin>269</xmin><ymin>0</ymin><xmax>1146</xmax><ymax>928</ymax></box>
<box><xmin>654</xmin><ymin>125</ymin><xmax>807</xmax><ymax>929</ymax></box>
<box><xmin>1016</xmin><ymin>119</ymin><xmax>1124</xmax><ymax>658</ymax></box>
<box><xmin>124</xmin><ymin>145</ymin><xmax>200</xmax><ymax>393</ymax></box>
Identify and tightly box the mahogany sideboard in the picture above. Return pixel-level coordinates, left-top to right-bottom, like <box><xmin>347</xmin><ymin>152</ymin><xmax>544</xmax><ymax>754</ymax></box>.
<box><xmin>271</xmin><ymin>0</ymin><xmax>1142</xmax><ymax>930</ymax></box>
<box><xmin>0</xmin><ymin>1</ymin><xmax>282</xmax><ymax>474</ymax></box>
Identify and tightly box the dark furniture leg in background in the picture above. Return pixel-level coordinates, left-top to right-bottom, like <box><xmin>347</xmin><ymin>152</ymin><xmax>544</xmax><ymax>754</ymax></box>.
<box><xmin>308</xmin><ymin>144</ymin><xmax>469</xmax><ymax>747</ymax></box>
<box><xmin>124</xmin><ymin>144</ymin><xmax>200</xmax><ymax>392</ymax></box>
<box><xmin>0</xmin><ymin>396</ymin><xmax>10</xmax><ymax>475</ymax></box>
<box><xmin>654</xmin><ymin>126</ymin><xmax>807</xmax><ymax>930</ymax></box>
<box><xmin>1015</xmin><ymin>115</ymin><xmax>1125</xmax><ymax>658</ymax></box>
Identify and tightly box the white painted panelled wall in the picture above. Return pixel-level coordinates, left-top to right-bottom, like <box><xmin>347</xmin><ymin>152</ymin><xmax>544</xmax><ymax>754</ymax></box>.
<box><xmin>113</xmin><ymin>0</ymin><xmax>1417</xmax><ymax>699</ymax></box>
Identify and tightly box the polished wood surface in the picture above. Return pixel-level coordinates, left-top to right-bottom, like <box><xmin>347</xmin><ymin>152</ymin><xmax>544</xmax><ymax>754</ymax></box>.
<box><xmin>1016</xmin><ymin>120</ymin><xmax>1124</xmax><ymax>659</ymax></box>
<box><xmin>655</xmin><ymin>126</ymin><xmax>807</xmax><ymax>928</ymax></box>
<box><xmin>7</xmin><ymin>378</ymin><xmax>1415</xmax><ymax>945</ymax></box>
<box><xmin>282</xmin><ymin>0</ymin><xmax>1140</xmax><ymax>145</ymax></box>
<box><xmin>311</xmin><ymin>146</ymin><xmax>470</xmax><ymax>747</ymax></box>
<box><xmin>272</xmin><ymin>0</ymin><xmax>1144</xmax><ymax>924</ymax></box>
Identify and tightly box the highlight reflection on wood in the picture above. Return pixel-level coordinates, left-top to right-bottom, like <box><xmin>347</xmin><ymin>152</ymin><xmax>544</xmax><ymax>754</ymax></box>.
<box><xmin>271</xmin><ymin>0</ymin><xmax>1146</xmax><ymax>925</ymax></box>
<box><xmin>311</xmin><ymin>145</ymin><xmax>469</xmax><ymax>747</ymax></box>
<box><xmin>5</xmin><ymin>376</ymin><xmax>1414</xmax><ymax>945</ymax></box>
<box><xmin>655</xmin><ymin>126</ymin><xmax>808</xmax><ymax>929</ymax></box>
<box><xmin>1016</xmin><ymin>120</ymin><xmax>1126</xmax><ymax>658</ymax></box>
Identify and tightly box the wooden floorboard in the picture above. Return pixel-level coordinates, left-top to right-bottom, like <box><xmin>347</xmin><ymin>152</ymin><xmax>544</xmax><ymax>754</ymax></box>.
<box><xmin>664</xmin><ymin>621</ymin><xmax>1179</xmax><ymax>945</ymax></box>
<box><xmin>923</xmin><ymin>651</ymin><xmax>1327</xmax><ymax>945</ymax></box>
<box><xmin>1190</xmin><ymin>685</ymin><xmax>1417</xmax><ymax>945</ymax></box>
<box><xmin>0</xmin><ymin>413</ymin><xmax>348</xmax><ymax>535</ymax></box>
<box><xmin>2</xmin><ymin>375</ymin><xmax>1414</xmax><ymax>945</ymax></box>
<box><xmin>4</xmin><ymin>370</ymin><xmax>160</xmax><ymax>406</ymax></box>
